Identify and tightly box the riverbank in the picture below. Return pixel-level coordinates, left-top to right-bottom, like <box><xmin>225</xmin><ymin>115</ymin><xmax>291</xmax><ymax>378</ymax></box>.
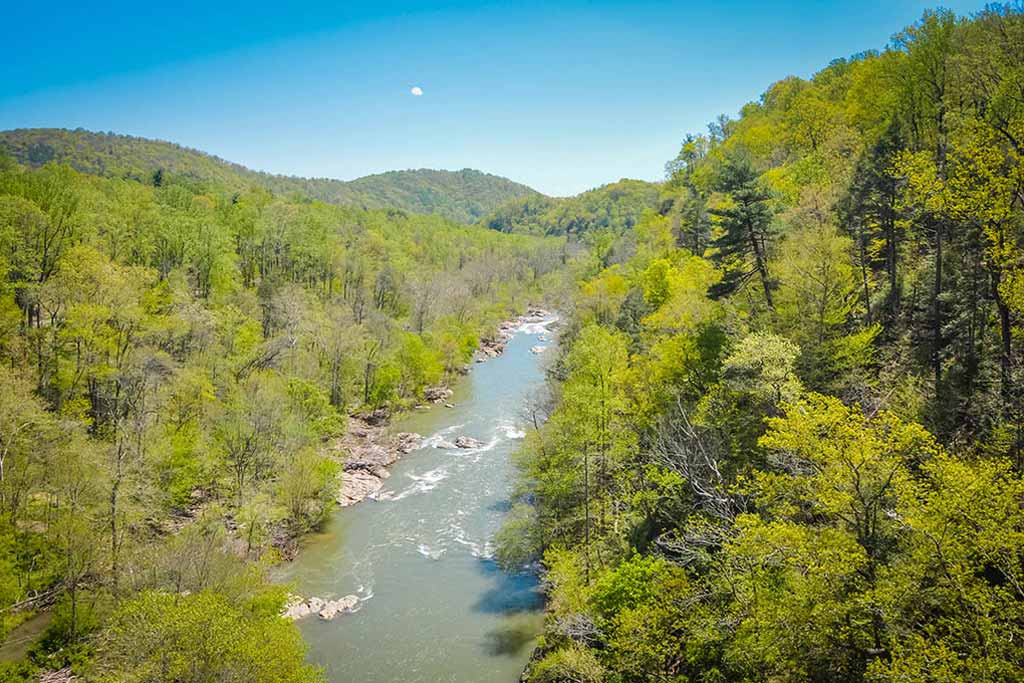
<box><xmin>277</xmin><ymin>308</ymin><xmax>557</xmax><ymax>681</ymax></box>
<box><xmin>332</xmin><ymin>307</ymin><xmax>554</xmax><ymax>511</ymax></box>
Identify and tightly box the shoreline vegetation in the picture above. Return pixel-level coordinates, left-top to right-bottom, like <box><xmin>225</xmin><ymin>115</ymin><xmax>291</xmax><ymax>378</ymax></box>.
<box><xmin>332</xmin><ymin>307</ymin><xmax>555</xmax><ymax>514</ymax></box>
<box><xmin>280</xmin><ymin>306</ymin><xmax>556</xmax><ymax>626</ymax></box>
<box><xmin>3</xmin><ymin>3</ymin><xmax>1024</xmax><ymax>682</ymax></box>
<box><xmin>0</xmin><ymin>127</ymin><xmax>568</xmax><ymax>680</ymax></box>
<box><xmin>501</xmin><ymin>6</ymin><xmax>1024</xmax><ymax>683</ymax></box>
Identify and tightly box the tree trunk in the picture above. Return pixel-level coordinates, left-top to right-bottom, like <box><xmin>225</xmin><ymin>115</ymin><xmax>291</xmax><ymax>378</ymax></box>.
<box><xmin>749</xmin><ymin>224</ymin><xmax>774</xmax><ymax>310</ymax></box>
<box><xmin>933</xmin><ymin>222</ymin><xmax>943</xmax><ymax>407</ymax></box>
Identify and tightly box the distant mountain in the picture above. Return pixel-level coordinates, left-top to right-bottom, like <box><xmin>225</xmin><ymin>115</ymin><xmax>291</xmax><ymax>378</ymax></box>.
<box><xmin>0</xmin><ymin>128</ymin><xmax>540</xmax><ymax>223</ymax></box>
<box><xmin>480</xmin><ymin>178</ymin><xmax>661</xmax><ymax>236</ymax></box>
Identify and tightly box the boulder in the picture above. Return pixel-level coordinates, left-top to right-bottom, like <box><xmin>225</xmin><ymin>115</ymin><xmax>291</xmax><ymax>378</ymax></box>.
<box><xmin>284</xmin><ymin>594</ymin><xmax>360</xmax><ymax>621</ymax></box>
<box><xmin>282</xmin><ymin>596</ymin><xmax>313</xmax><ymax>620</ymax></box>
<box><xmin>338</xmin><ymin>470</ymin><xmax>384</xmax><ymax>507</ymax></box>
<box><xmin>355</xmin><ymin>407</ymin><xmax>390</xmax><ymax>426</ymax></box>
<box><xmin>423</xmin><ymin>386</ymin><xmax>453</xmax><ymax>403</ymax></box>
<box><xmin>318</xmin><ymin>594</ymin><xmax>359</xmax><ymax>620</ymax></box>
<box><xmin>395</xmin><ymin>432</ymin><xmax>422</xmax><ymax>454</ymax></box>
<box><xmin>530</xmin><ymin>345</ymin><xmax>547</xmax><ymax>354</ymax></box>
<box><xmin>455</xmin><ymin>435</ymin><xmax>485</xmax><ymax>449</ymax></box>
<box><xmin>477</xmin><ymin>337</ymin><xmax>507</xmax><ymax>360</ymax></box>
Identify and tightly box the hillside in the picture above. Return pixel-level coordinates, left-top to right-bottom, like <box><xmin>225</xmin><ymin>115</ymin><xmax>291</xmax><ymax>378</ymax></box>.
<box><xmin>0</xmin><ymin>132</ymin><xmax>563</xmax><ymax>679</ymax></box>
<box><xmin>0</xmin><ymin>128</ymin><xmax>540</xmax><ymax>223</ymax></box>
<box><xmin>506</xmin><ymin>7</ymin><xmax>1024</xmax><ymax>683</ymax></box>
<box><xmin>480</xmin><ymin>178</ymin><xmax>660</xmax><ymax>236</ymax></box>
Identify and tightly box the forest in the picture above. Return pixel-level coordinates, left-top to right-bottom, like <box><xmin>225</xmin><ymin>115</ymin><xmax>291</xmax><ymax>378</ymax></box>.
<box><xmin>479</xmin><ymin>179</ymin><xmax>660</xmax><ymax>237</ymax></box>
<box><xmin>501</xmin><ymin>5</ymin><xmax>1024</xmax><ymax>683</ymax></box>
<box><xmin>0</xmin><ymin>144</ymin><xmax>562</xmax><ymax>680</ymax></box>
<box><xmin>0</xmin><ymin>128</ymin><xmax>540</xmax><ymax>224</ymax></box>
<box><xmin>3</xmin><ymin>2</ymin><xmax>1024</xmax><ymax>682</ymax></box>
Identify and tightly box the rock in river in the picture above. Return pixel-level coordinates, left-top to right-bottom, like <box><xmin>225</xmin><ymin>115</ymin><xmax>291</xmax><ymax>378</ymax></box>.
<box><xmin>396</xmin><ymin>432</ymin><xmax>422</xmax><ymax>454</ymax></box>
<box><xmin>338</xmin><ymin>470</ymin><xmax>384</xmax><ymax>506</ymax></box>
<box><xmin>283</xmin><ymin>594</ymin><xmax>359</xmax><ymax>621</ymax></box>
<box><xmin>423</xmin><ymin>386</ymin><xmax>453</xmax><ymax>403</ymax></box>
<box><xmin>454</xmin><ymin>435</ymin><xmax>485</xmax><ymax>449</ymax></box>
<box><xmin>319</xmin><ymin>594</ymin><xmax>360</xmax><ymax>620</ymax></box>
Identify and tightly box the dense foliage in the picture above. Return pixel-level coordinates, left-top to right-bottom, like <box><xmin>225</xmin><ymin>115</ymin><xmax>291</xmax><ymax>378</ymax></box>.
<box><xmin>481</xmin><ymin>179</ymin><xmax>660</xmax><ymax>237</ymax></box>
<box><xmin>0</xmin><ymin>128</ymin><xmax>540</xmax><ymax>224</ymax></box>
<box><xmin>0</xmin><ymin>150</ymin><xmax>560</xmax><ymax>678</ymax></box>
<box><xmin>507</xmin><ymin>6</ymin><xmax>1024</xmax><ymax>682</ymax></box>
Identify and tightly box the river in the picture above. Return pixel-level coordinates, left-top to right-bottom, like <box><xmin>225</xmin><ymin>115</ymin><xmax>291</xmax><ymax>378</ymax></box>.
<box><xmin>278</xmin><ymin>314</ymin><xmax>555</xmax><ymax>682</ymax></box>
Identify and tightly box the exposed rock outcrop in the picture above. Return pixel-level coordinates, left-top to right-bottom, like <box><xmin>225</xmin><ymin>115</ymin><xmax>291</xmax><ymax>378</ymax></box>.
<box><xmin>318</xmin><ymin>594</ymin><xmax>359</xmax><ymax>620</ymax></box>
<box><xmin>283</xmin><ymin>594</ymin><xmax>360</xmax><ymax>621</ymax></box>
<box><xmin>338</xmin><ymin>470</ymin><xmax>385</xmax><ymax>507</ymax></box>
<box><xmin>333</xmin><ymin>415</ymin><xmax>424</xmax><ymax>507</ymax></box>
<box><xmin>396</xmin><ymin>432</ymin><xmax>422</xmax><ymax>454</ymax></box>
<box><xmin>423</xmin><ymin>386</ymin><xmax>453</xmax><ymax>404</ymax></box>
<box><xmin>454</xmin><ymin>435</ymin><xmax>485</xmax><ymax>449</ymax></box>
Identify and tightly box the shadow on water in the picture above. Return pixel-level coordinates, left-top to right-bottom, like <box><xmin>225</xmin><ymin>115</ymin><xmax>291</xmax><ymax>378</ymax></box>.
<box><xmin>487</xmin><ymin>499</ymin><xmax>513</xmax><ymax>513</ymax></box>
<box><xmin>482</xmin><ymin>613</ymin><xmax>544</xmax><ymax>657</ymax></box>
<box><xmin>471</xmin><ymin>559</ymin><xmax>544</xmax><ymax>616</ymax></box>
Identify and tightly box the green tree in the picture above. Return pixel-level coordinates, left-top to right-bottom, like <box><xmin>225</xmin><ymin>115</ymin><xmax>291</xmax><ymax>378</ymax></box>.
<box><xmin>707</xmin><ymin>155</ymin><xmax>777</xmax><ymax>308</ymax></box>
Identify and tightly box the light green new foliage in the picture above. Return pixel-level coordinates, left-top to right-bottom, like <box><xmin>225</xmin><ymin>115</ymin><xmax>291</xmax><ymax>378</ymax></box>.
<box><xmin>721</xmin><ymin>331</ymin><xmax>803</xmax><ymax>406</ymax></box>
<box><xmin>97</xmin><ymin>590</ymin><xmax>322</xmax><ymax>683</ymax></box>
<box><xmin>531</xmin><ymin>645</ymin><xmax>606</xmax><ymax>683</ymax></box>
<box><xmin>0</xmin><ymin>137</ymin><xmax>561</xmax><ymax>672</ymax></box>
<box><xmin>512</xmin><ymin>11</ymin><xmax>1024</xmax><ymax>678</ymax></box>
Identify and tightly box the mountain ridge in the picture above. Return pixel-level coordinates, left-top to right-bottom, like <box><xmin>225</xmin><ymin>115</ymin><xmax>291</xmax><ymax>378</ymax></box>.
<box><xmin>0</xmin><ymin>127</ymin><xmax>541</xmax><ymax>224</ymax></box>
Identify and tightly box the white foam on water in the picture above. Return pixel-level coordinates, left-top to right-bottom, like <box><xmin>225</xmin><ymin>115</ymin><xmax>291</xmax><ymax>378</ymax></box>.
<box><xmin>421</xmin><ymin>423</ymin><xmax>467</xmax><ymax>450</ymax></box>
<box><xmin>422</xmin><ymin>434</ymin><xmax>457</xmax><ymax>449</ymax></box>
<box><xmin>450</xmin><ymin>437</ymin><xmax>499</xmax><ymax>460</ymax></box>
<box><xmin>515</xmin><ymin>314</ymin><xmax>559</xmax><ymax>335</ymax></box>
<box><xmin>417</xmin><ymin>543</ymin><xmax>446</xmax><ymax>560</ymax></box>
<box><xmin>348</xmin><ymin>584</ymin><xmax>374</xmax><ymax>611</ymax></box>
<box><xmin>382</xmin><ymin>467</ymin><xmax>450</xmax><ymax>501</ymax></box>
<box><xmin>516</xmin><ymin>321</ymin><xmax>550</xmax><ymax>335</ymax></box>
<box><xmin>453</xmin><ymin>535</ymin><xmax>496</xmax><ymax>560</ymax></box>
<box><xmin>497</xmin><ymin>419</ymin><xmax>526</xmax><ymax>440</ymax></box>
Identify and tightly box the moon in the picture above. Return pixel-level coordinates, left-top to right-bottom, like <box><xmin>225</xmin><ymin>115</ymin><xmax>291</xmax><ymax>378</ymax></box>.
<box><xmin>410</xmin><ymin>86</ymin><xmax>423</xmax><ymax>96</ymax></box>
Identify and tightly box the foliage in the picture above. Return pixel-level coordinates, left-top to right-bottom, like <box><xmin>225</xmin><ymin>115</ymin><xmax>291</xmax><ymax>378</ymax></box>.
<box><xmin>505</xmin><ymin>6</ymin><xmax>1024</xmax><ymax>682</ymax></box>
<box><xmin>481</xmin><ymin>179</ymin><xmax>660</xmax><ymax>236</ymax></box>
<box><xmin>0</xmin><ymin>135</ymin><xmax>561</xmax><ymax>669</ymax></box>
<box><xmin>95</xmin><ymin>590</ymin><xmax>322</xmax><ymax>683</ymax></box>
<box><xmin>0</xmin><ymin>128</ymin><xmax>540</xmax><ymax>224</ymax></box>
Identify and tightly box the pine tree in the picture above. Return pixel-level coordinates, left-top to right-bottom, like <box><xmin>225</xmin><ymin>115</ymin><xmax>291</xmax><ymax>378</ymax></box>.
<box><xmin>707</xmin><ymin>155</ymin><xmax>777</xmax><ymax>308</ymax></box>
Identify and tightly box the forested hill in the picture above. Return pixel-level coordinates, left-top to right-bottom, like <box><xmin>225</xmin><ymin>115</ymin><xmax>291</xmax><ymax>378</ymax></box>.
<box><xmin>0</xmin><ymin>128</ymin><xmax>564</xmax><ymax>679</ymax></box>
<box><xmin>503</xmin><ymin>5</ymin><xmax>1024</xmax><ymax>683</ymax></box>
<box><xmin>0</xmin><ymin>128</ymin><xmax>540</xmax><ymax>223</ymax></box>
<box><xmin>480</xmin><ymin>178</ymin><xmax>660</xmax><ymax>236</ymax></box>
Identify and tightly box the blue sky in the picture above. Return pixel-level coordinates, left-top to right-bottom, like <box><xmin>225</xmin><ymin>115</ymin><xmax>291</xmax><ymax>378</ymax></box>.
<box><xmin>0</xmin><ymin>1</ymin><xmax>987</xmax><ymax>196</ymax></box>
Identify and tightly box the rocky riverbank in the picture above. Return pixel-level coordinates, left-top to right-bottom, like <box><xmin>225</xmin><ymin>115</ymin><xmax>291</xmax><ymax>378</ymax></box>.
<box><xmin>332</xmin><ymin>306</ymin><xmax>554</xmax><ymax>509</ymax></box>
<box><xmin>282</xmin><ymin>593</ymin><xmax>361</xmax><ymax>621</ymax></box>
<box><xmin>333</xmin><ymin>415</ymin><xmax>422</xmax><ymax>507</ymax></box>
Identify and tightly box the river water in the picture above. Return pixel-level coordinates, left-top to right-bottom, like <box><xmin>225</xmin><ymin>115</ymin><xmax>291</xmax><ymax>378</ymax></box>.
<box><xmin>278</xmin><ymin>315</ymin><xmax>555</xmax><ymax>682</ymax></box>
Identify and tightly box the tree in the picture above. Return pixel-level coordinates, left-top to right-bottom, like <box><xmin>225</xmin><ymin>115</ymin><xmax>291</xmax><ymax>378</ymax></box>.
<box><xmin>707</xmin><ymin>155</ymin><xmax>777</xmax><ymax>308</ymax></box>
<box><xmin>97</xmin><ymin>590</ymin><xmax>323</xmax><ymax>683</ymax></box>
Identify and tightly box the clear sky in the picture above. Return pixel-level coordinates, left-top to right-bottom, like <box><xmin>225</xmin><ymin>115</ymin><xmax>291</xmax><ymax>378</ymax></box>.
<box><xmin>0</xmin><ymin>1</ymin><xmax>988</xmax><ymax>196</ymax></box>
